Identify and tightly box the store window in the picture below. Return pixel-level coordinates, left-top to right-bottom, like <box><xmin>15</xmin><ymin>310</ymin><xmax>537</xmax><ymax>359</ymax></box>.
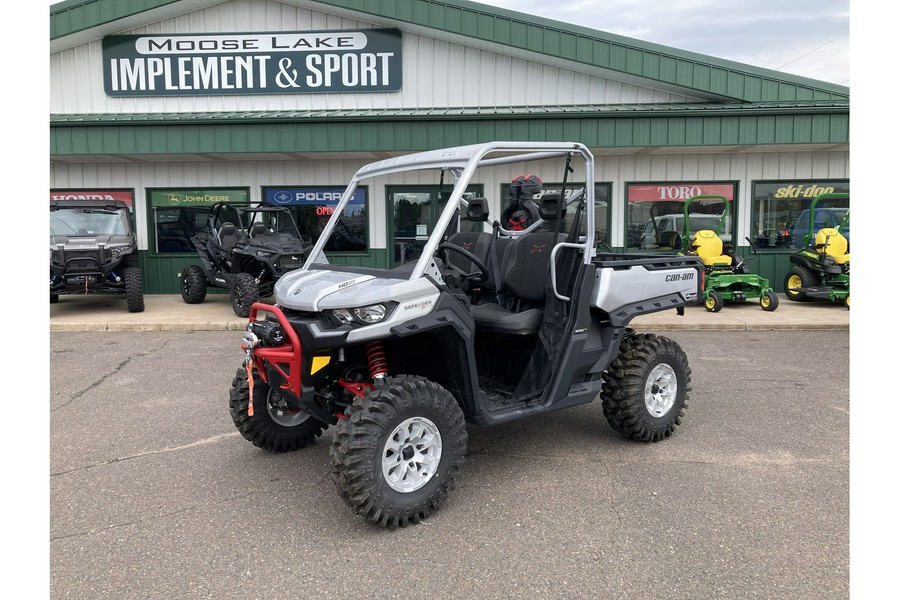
<box><xmin>148</xmin><ymin>188</ymin><xmax>249</xmax><ymax>253</ymax></box>
<box><xmin>264</xmin><ymin>186</ymin><xmax>368</xmax><ymax>253</ymax></box>
<box><xmin>750</xmin><ymin>180</ymin><xmax>849</xmax><ymax>250</ymax></box>
<box><xmin>626</xmin><ymin>182</ymin><xmax>736</xmax><ymax>251</ymax></box>
<box><xmin>497</xmin><ymin>182</ymin><xmax>611</xmax><ymax>244</ymax></box>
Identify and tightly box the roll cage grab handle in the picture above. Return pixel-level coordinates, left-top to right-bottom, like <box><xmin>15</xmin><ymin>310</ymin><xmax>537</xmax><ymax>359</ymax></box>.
<box><xmin>302</xmin><ymin>142</ymin><xmax>596</xmax><ymax>279</ymax></box>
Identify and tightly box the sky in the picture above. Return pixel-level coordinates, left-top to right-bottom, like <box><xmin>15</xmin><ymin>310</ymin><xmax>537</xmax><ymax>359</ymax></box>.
<box><xmin>475</xmin><ymin>0</ymin><xmax>849</xmax><ymax>86</ymax></box>
<box><xmin>48</xmin><ymin>0</ymin><xmax>851</xmax><ymax>86</ymax></box>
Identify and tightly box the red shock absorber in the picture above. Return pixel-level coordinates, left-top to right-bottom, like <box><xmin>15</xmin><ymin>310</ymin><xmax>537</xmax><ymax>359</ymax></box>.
<box><xmin>366</xmin><ymin>341</ymin><xmax>388</xmax><ymax>379</ymax></box>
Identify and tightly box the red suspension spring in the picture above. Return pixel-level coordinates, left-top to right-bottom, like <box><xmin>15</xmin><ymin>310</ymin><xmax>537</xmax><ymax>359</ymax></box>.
<box><xmin>366</xmin><ymin>341</ymin><xmax>388</xmax><ymax>379</ymax></box>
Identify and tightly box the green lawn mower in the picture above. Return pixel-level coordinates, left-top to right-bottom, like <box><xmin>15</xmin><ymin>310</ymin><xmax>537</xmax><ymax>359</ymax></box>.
<box><xmin>680</xmin><ymin>195</ymin><xmax>779</xmax><ymax>313</ymax></box>
<box><xmin>783</xmin><ymin>192</ymin><xmax>850</xmax><ymax>308</ymax></box>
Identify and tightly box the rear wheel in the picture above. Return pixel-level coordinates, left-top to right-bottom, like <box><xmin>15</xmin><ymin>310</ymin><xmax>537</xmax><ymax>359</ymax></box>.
<box><xmin>330</xmin><ymin>375</ymin><xmax>467</xmax><ymax>528</ymax></box>
<box><xmin>230</xmin><ymin>273</ymin><xmax>260</xmax><ymax>317</ymax></box>
<box><xmin>180</xmin><ymin>265</ymin><xmax>207</xmax><ymax>304</ymax></box>
<box><xmin>50</xmin><ymin>294</ymin><xmax>59</xmax><ymax>304</ymax></box>
<box><xmin>123</xmin><ymin>267</ymin><xmax>144</xmax><ymax>312</ymax></box>
<box><xmin>783</xmin><ymin>267</ymin><xmax>818</xmax><ymax>301</ymax></box>
<box><xmin>760</xmin><ymin>290</ymin><xmax>779</xmax><ymax>311</ymax></box>
<box><xmin>228</xmin><ymin>366</ymin><xmax>326</xmax><ymax>452</ymax></box>
<box><xmin>601</xmin><ymin>333</ymin><xmax>690</xmax><ymax>442</ymax></box>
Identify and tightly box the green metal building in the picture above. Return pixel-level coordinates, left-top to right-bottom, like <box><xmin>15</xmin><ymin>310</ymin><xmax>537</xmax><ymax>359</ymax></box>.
<box><xmin>50</xmin><ymin>0</ymin><xmax>849</xmax><ymax>294</ymax></box>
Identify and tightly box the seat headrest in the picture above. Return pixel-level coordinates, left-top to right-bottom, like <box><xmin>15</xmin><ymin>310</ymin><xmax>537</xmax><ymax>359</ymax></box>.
<box><xmin>510</xmin><ymin>174</ymin><xmax>542</xmax><ymax>198</ymax></box>
<box><xmin>219</xmin><ymin>222</ymin><xmax>237</xmax><ymax>235</ymax></box>
<box><xmin>538</xmin><ymin>193</ymin><xmax>566</xmax><ymax>220</ymax></box>
<box><xmin>465</xmin><ymin>197</ymin><xmax>489</xmax><ymax>222</ymax></box>
<box><xmin>250</xmin><ymin>222</ymin><xmax>268</xmax><ymax>236</ymax></box>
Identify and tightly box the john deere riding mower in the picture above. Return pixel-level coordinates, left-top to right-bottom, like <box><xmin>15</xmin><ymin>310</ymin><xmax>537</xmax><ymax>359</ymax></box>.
<box><xmin>681</xmin><ymin>195</ymin><xmax>779</xmax><ymax>313</ymax></box>
<box><xmin>783</xmin><ymin>192</ymin><xmax>849</xmax><ymax>308</ymax></box>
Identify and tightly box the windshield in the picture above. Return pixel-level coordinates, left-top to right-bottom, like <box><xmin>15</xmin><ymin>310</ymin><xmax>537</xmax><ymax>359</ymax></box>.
<box><xmin>50</xmin><ymin>208</ymin><xmax>129</xmax><ymax>236</ymax></box>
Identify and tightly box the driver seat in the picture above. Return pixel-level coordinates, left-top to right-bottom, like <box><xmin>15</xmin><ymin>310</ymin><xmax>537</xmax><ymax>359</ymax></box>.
<box><xmin>249</xmin><ymin>221</ymin><xmax>271</xmax><ymax>239</ymax></box>
<box><xmin>690</xmin><ymin>230</ymin><xmax>733</xmax><ymax>268</ymax></box>
<box><xmin>815</xmin><ymin>228</ymin><xmax>850</xmax><ymax>265</ymax></box>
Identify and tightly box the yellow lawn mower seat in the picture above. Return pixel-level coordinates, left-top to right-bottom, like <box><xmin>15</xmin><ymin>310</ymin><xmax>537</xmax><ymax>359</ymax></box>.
<box><xmin>690</xmin><ymin>230</ymin><xmax>733</xmax><ymax>268</ymax></box>
<box><xmin>815</xmin><ymin>228</ymin><xmax>850</xmax><ymax>265</ymax></box>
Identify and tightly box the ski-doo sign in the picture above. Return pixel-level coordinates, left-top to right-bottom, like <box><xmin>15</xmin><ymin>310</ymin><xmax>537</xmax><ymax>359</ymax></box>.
<box><xmin>102</xmin><ymin>29</ymin><xmax>402</xmax><ymax>96</ymax></box>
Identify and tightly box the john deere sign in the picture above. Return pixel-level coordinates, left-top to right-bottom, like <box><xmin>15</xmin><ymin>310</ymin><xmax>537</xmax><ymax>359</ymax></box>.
<box><xmin>103</xmin><ymin>29</ymin><xmax>402</xmax><ymax>96</ymax></box>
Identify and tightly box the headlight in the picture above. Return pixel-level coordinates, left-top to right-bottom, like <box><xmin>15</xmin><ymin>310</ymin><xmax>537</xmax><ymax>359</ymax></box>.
<box><xmin>331</xmin><ymin>308</ymin><xmax>354</xmax><ymax>324</ymax></box>
<box><xmin>110</xmin><ymin>245</ymin><xmax>130</xmax><ymax>257</ymax></box>
<box><xmin>256</xmin><ymin>249</ymin><xmax>274</xmax><ymax>258</ymax></box>
<box><xmin>329</xmin><ymin>303</ymin><xmax>392</xmax><ymax>326</ymax></box>
<box><xmin>353</xmin><ymin>304</ymin><xmax>387</xmax><ymax>323</ymax></box>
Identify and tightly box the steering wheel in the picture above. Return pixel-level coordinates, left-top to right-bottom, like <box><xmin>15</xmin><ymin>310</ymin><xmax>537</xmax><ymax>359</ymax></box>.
<box><xmin>436</xmin><ymin>243</ymin><xmax>490</xmax><ymax>287</ymax></box>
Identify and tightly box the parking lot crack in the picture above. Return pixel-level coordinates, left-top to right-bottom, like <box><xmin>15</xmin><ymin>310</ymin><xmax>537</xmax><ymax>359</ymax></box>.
<box><xmin>51</xmin><ymin>431</ymin><xmax>241</xmax><ymax>477</ymax></box>
<box><xmin>51</xmin><ymin>339</ymin><xmax>177</xmax><ymax>413</ymax></box>
<box><xmin>50</xmin><ymin>491</ymin><xmax>257</xmax><ymax>542</ymax></box>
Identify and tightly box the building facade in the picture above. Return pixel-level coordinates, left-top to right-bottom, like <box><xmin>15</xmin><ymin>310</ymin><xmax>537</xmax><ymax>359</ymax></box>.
<box><xmin>50</xmin><ymin>0</ymin><xmax>850</xmax><ymax>293</ymax></box>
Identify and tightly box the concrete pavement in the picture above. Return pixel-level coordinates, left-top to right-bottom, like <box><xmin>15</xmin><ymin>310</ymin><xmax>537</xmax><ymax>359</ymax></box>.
<box><xmin>49</xmin><ymin>292</ymin><xmax>850</xmax><ymax>332</ymax></box>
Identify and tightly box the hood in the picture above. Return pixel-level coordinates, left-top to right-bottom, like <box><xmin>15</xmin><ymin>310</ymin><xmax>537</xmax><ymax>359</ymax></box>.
<box><xmin>274</xmin><ymin>267</ymin><xmax>439</xmax><ymax>312</ymax></box>
<box><xmin>50</xmin><ymin>234</ymin><xmax>134</xmax><ymax>250</ymax></box>
<box><xmin>245</xmin><ymin>234</ymin><xmax>307</xmax><ymax>255</ymax></box>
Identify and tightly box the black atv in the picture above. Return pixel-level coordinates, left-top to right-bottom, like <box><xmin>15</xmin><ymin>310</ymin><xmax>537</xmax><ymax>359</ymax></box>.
<box><xmin>179</xmin><ymin>202</ymin><xmax>309</xmax><ymax>317</ymax></box>
<box><xmin>50</xmin><ymin>199</ymin><xmax>144</xmax><ymax>312</ymax></box>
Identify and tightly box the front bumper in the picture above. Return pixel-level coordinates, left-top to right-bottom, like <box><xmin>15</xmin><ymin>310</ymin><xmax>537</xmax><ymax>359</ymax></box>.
<box><xmin>242</xmin><ymin>302</ymin><xmax>347</xmax><ymax>424</ymax></box>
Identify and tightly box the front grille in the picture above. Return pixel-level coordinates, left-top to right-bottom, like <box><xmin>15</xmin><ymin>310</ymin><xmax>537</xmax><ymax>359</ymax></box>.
<box><xmin>67</xmin><ymin>257</ymin><xmax>100</xmax><ymax>273</ymax></box>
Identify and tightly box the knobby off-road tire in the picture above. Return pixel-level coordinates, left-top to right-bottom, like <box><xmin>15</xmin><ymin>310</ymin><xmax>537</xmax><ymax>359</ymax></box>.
<box><xmin>180</xmin><ymin>265</ymin><xmax>207</xmax><ymax>304</ymax></box>
<box><xmin>601</xmin><ymin>333</ymin><xmax>691</xmax><ymax>443</ymax></box>
<box><xmin>330</xmin><ymin>375</ymin><xmax>468</xmax><ymax>529</ymax></box>
<box><xmin>230</xmin><ymin>273</ymin><xmax>260</xmax><ymax>318</ymax></box>
<box><xmin>229</xmin><ymin>366</ymin><xmax>327</xmax><ymax>452</ymax></box>
<box><xmin>783</xmin><ymin>266</ymin><xmax>818</xmax><ymax>302</ymax></box>
<box><xmin>123</xmin><ymin>267</ymin><xmax>145</xmax><ymax>313</ymax></box>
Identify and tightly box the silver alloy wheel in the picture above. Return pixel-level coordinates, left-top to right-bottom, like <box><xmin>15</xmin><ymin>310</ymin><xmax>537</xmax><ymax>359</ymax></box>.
<box><xmin>266</xmin><ymin>389</ymin><xmax>311</xmax><ymax>427</ymax></box>
<box><xmin>381</xmin><ymin>416</ymin><xmax>443</xmax><ymax>493</ymax></box>
<box><xmin>644</xmin><ymin>363</ymin><xmax>678</xmax><ymax>418</ymax></box>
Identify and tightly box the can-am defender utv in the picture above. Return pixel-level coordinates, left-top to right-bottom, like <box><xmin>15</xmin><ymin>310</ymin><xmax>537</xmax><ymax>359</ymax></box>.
<box><xmin>230</xmin><ymin>142</ymin><xmax>704</xmax><ymax>528</ymax></box>
<box><xmin>50</xmin><ymin>199</ymin><xmax>144</xmax><ymax>312</ymax></box>
<box><xmin>180</xmin><ymin>202</ymin><xmax>309</xmax><ymax>317</ymax></box>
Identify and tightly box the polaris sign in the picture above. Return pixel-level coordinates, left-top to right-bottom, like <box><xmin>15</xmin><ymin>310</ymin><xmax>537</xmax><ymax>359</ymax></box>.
<box><xmin>102</xmin><ymin>29</ymin><xmax>402</xmax><ymax>96</ymax></box>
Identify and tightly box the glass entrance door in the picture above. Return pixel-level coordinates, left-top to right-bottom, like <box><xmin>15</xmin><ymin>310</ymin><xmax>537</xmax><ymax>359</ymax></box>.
<box><xmin>388</xmin><ymin>185</ymin><xmax>483</xmax><ymax>267</ymax></box>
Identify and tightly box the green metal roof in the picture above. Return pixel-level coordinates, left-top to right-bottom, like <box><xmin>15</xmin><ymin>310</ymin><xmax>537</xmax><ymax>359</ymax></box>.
<box><xmin>50</xmin><ymin>0</ymin><xmax>849</xmax><ymax>103</ymax></box>
<box><xmin>50</xmin><ymin>102</ymin><xmax>849</xmax><ymax>156</ymax></box>
<box><xmin>50</xmin><ymin>100</ymin><xmax>849</xmax><ymax>124</ymax></box>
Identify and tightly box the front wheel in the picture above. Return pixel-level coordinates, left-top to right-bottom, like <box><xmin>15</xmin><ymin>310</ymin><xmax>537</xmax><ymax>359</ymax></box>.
<box><xmin>330</xmin><ymin>375</ymin><xmax>468</xmax><ymax>528</ymax></box>
<box><xmin>180</xmin><ymin>265</ymin><xmax>207</xmax><ymax>304</ymax></box>
<box><xmin>760</xmin><ymin>290</ymin><xmax>779</xmax><ymax>311</ymax></box>
<box><xmin>228</xmin><ymin>366</ymin><xmax>327</xmax><ymax>452</ymax></box>
<box><xmin>601</xmin><ymin>333</ymin><xmax>691</xmax><ymax>443</ymax></box>
<box><xmin>123</xmin><ymin>267</ymin><xmax>144</xmax><ymax>313</ymax></box>
<box><xmin>230</xmin><ymin>273</ymin><xmax>260</xmax><ymax>317</ymax></box>
<box><xmin>704</xmin><ymin>290</ymin><xmax>724</xmax><ymax>312</ymax></box>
